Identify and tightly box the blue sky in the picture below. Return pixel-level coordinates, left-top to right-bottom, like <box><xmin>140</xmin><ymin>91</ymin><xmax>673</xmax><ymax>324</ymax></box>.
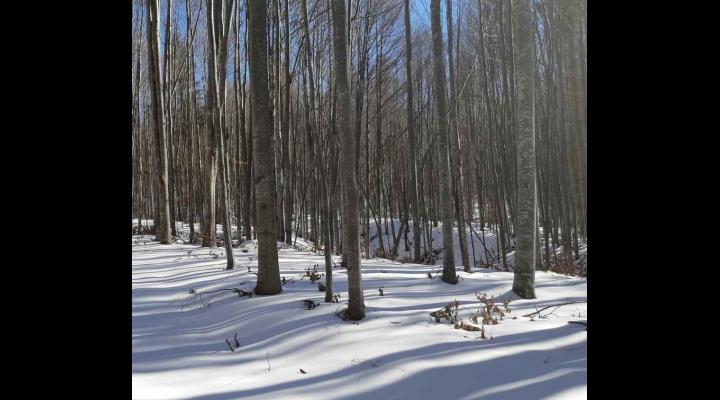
<box><xmin>145</xmin><ymin>0</ymin><xmax>457</xmax><ymax>86</ymax></box>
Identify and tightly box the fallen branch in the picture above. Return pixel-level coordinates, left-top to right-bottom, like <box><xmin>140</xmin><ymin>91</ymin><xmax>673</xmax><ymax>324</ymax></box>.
<box><xmin>282</xmin><ymin>272</ymin><xmax>306</xmax><ymax>286</ymax></box>
<box><xmin>191</xmin><ymin>286</ymin><xmax>254</xmax><ymax>299</ymax></box>
<box><xmin>522</xmin><ymin>302</ymin><xmax>586</xmax><ymax>318</ymax></box>
<box><xmin>568</xmin><ymin>320</ymin><xmax>588</xmax><ymax>326</ymax></box>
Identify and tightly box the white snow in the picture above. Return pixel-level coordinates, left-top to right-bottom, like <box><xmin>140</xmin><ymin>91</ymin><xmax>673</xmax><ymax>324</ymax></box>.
<box><xmin>366</xmin><ymin>218</ymin><xmax>503</xmax><ymax>266</ymax></box>
<box><xmin>133</xmin><ymin>230</ymin><xmax>587</xmax><ymax>399</ymax></box>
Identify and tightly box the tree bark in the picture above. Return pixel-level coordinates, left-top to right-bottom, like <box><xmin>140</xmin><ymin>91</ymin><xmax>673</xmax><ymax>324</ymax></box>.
<box><xmin>445</xmin><ymin>0</ymin><xmax>470</xmax><ymax>272</ymax></box>
<box><xmin>430</xmin><ymin>0</ymin><xmax>457</xmax><ymax>284</ymax></box>
<box><xmin>332</xmin><ymin>0</ymin><xmax>364</xmax><ymax>320</ymax></box>
<box><xmin>146</xmin><ymin>0</ymin><xmax>172</xmax><ymax>244</ymax></box>
<box><xmin>403</xmin><ymin>0</ymin><xmax>422</xmax><ymax>264</ymax></box>
<box><xmin>249</xmin><ymin>0</ymin><xmax>282</xmax><ymax>295</ymax></box>
<box><xmin>511</xmin><ymin>0</ymin><xmax>537</xmax><ymax>299</ymax></box>
<box><xmin>282</xmin><ymin>0</ymin><xmax>293</xmax><ymax>244</ymax></box>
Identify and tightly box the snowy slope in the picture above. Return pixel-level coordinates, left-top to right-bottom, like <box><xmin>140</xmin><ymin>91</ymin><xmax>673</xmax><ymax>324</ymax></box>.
<box><xmin>366</xmin><ymin>218</ymin><xmax>502</xmax><ymax>266</ymax></box>
<box><xmin>132</xmin><ymin>236</ymin><xmax>587</xmax><ymax>399</ymax></box>
<box><xmin>365</xmin><ymin>218</ymin><xmax>586</xmax><ymax>274</ymax></box>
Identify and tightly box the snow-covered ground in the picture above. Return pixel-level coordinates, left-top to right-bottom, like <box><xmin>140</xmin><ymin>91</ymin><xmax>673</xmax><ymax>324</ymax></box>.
<box><xmin>133</xmin><ymin>229</ymin><xmax>587</xmax><ymax>399</ymax></box>
<box><xmin>366</xmin><ymin>218</ymin><xmax>503</xmax><ymax>266</ymax></box>
<box><xmin>133</xmin><ymin>218</ymin><xmax>587</xmax><ymax>273</ymax></box>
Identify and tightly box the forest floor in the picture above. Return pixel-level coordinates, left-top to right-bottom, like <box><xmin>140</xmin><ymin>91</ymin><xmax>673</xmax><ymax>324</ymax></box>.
<box><xmin>132</xmin><ymin>227</ymin><xmax>587</xmax><ymax>399</ymax></box>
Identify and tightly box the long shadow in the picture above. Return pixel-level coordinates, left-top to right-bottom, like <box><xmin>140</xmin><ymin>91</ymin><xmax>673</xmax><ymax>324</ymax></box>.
<box><xmin>339</xmin><ymin>353</ymin><xmax>585</xmax><ymax>400</ymax></box>
<box><xmin>494</xmin><ymin>289</ymin><xmax>586</xmax><ymax>309</ymax></box>
<box><xmin>132</xmin><ymin>276</ymin><xmax>254</xmax><ymax>300</ymax></box>
<box><xmin>133</xmin><ymin>266</ymin><xmax>228</xmax><ymax>282</ymax></box>
<box><xmin>132</xmin><ymin>259</ymin><xmax>217</xmax><ymax>270</ymax></box>
<box><xmin>132</xmin><ymin>257</ymin><xmax>252</xmax><ymax>274</ymax></box>
<box><xmin>132</xmin><ymin>289</ymin><xmax>289</xmax><ymax>335</ymax></box>
<box><xmin>535</xmin><ymin>279</ymin><xmax>587</xmax><ymax>288</ymax></box>
<box><xmin>360</xmin><ymin>268</ymin><xmax>438</xmax><ymax>276</ymax></box>
<box><xmin>132</xmin><ymin>246</ymin><xmax>195</xmax><ymax>254</ymax></box>
<box><xmin>132</xmin><ymin>252</ymin><xmax>227</xmax><ymax>265</ymax></box>
<box><xmin>133</xmin><ymin>267</ymin><xmax>257</xmax><ymax>286</ymax></box>
<box><xmin>133</xmin><ymin>305</ymin><xmax>345</xmax><ymax>372</ymax></box>
<box><xmin>132</xmin><ymin>282</ymin><xmax>257</xmax><ymax>315</ymax></box>
<box><xmin>368</xmin><ymin>284</ymin><xmax>509</xmax><ymax>302</ymax></box>
<box><xmin>181</xmin><ymin>324</ymin><xmax>585</xmax><ymax>400</ymax></box>
<box><xmin>132</xmin><ymin>239</ymin><xmax>587</xmax><ymax>398</ymax></box>
<box><xmin>136</xmin><ymin>293</ymin><xmax>448</xmax><ymax>371</ymax></box>
<box><xmin>133</xmin><ymin>289</ymin><xmax>339</xmax><ymax>340</ymax></box>
<box><xmin>132</xmin><ymin>267</ymin><xmax>249</xmax><ymax>286</ymax></box>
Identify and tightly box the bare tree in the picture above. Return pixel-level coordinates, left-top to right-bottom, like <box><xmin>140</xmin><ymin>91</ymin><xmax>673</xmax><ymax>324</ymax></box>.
<box><xmin>431</xmin><ymin>0</ymin><xmax>457</xmax><ymax>284</ymax></box>
<box><xmin>249</xmin><ymin>0</ymin><xmax>282</xmax><ymax>295</ymax></box>
<box><xmin>403</xmin><ymin>0</ymin><xmax>422</xmax><ymax>264</ymax></box>
<box><xmin>281</xmin><ymin>0</ymin><xmax>293</xmax><ymax>244</ymax></box>
<box><xmin>332</xmin><ymin>0</ymin><xmax>364</xmax><ymax>320</ymax></box>
<box><xmin>146</xmin><ymin>0</ymin><xmax>172</xmax><ymax>244</ymax></box>
<box><xmin>445</xmin><ymin>0</ymin><xmax>470</xmax><ymax>272</ymax></box>
<box><xmin>511</xmin><ymin>0</ymin><xmax>537</xmax><ymax>298</ymax></box>
<box><xmin>132</xmin><ymin>0</ymin><xmax>587</xmax><ymax>290</ymax></box>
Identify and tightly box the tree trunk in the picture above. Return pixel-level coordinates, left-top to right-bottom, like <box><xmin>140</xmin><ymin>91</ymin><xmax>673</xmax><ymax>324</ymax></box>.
<box><xmin>146</xmin><ymin>0</ymin><xmax>171</xmax><ymax>244</ymax></box>
<box><xmin>446</xmin><ymin>0</ymin><xmax>470</xmax><ymax>272</ymax></box>
<box><xmin>282</xmin><ymin>0</ymin><xmax>293</xmax><ymax>244</ymax></box>
<box><xmin>249</xmin><ymin>0</ymin><xmax>282</xmax><ymax>295</ymax></box>
<box><xmin>511</xmin><ymin>0</ymin><xmax>537</xmax><ymax>299</ymax></box>
<box><xmin>332</xmin><ymin>0</ymin><xmax>364</xmax><ymax>320</ymax></box>
<box><xmin>430</xmin><ymin>0</ymin><xmax>457</xmax><ymax>284</ymax></box>
<box><xmin>203</xmin><ymin>0</ymin><xmax>219</xmax><ymax>248</ymax></box>
<box><xmin>403</xmin><ymin>0</ymin><xmax>422</xmax><ymax>264</ymax></box>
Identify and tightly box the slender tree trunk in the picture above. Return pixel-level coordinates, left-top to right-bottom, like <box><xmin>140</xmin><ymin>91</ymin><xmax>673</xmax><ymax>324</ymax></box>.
<box><xmin>403</xmin><ymin>0</ymin><xmax>422</xmax><ymax>264</ymax></box>
<box><xmin>511</xmin><ymin>0</ymin><xmax>537</xmax><ymax>299</ymax></box>
<box><xmin>242</xmin><ymin>7</ymin><xmax>253</xmax><ymax>241</ymax></box>
<box><xmin>282</xmin><ymin>0</ymin><xmax>293</xmax><ymax>244</ymax></box>
<box><xmin>430</xmin><ymin>0</ymin><xmax>457</xmax><ymax>283</ymax></box>
<box><xmin>203</xmin><ymin>0</ymin><xmax>219</xmax><ymax>248</ymax></box>
<box><xmin>146</xmin><ymin>0</ymin><xmax>171</xmax><ymax>244</ymax></box>
<box><xmin>332</xmin><ymin>0</ymin><xmax>364</xmax><ymax>320</ymax></box>
<box><xmin>446</xmin><ymin>0</ymin><xmax>470</xmax><ymax>272</ymax></box>
<box><xmin>233</xmin><ymin>7</ymin><xmax>243</xmax><ymax>242</ymax></box>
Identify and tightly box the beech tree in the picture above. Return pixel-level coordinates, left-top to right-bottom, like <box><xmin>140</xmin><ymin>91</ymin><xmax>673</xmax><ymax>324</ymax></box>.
<box><xmin>511</xmin><ymin>0</ymin><xmax>537</xmax><ymax>298</ymax></box>
<box><xmin>332</xmin><ymin>0</ymin><xmax>364</xmax><ymax>320</ymax></box>
<box><xmin>249</xmin><ymin>0</ymin><xmax>281</xmax><ymax>295</ymax></box>
<box><xmin>145</xmin><ymin>0</ymin><xmax>171</xmax><ymax>244</ymax></box>
<box><xmin>132</xmin><ymin>0</ymin><xmax>587</xmax><ymax>299</ymax></box>
<box><xmin>431</xmin><ymin>0</ymin><xmax>457</xmax><ymax>284</ymax></box>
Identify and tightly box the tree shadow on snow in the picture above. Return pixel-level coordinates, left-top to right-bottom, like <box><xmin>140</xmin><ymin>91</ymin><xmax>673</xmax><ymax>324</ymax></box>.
<box><xmin>180</xmin><ymin>324</ymin><xmax>586</xmax><ymax>400</ymax></box>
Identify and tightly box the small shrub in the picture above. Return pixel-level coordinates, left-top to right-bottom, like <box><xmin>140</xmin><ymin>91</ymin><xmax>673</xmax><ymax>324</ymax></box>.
<box><xmin>475</xmin><ymin>292</ymin><xmax>505</xmax><ymax>325</ymax></box>
<box><xmin>430</xmin><ymin>300</ymin><xmax>460</xmax><ymax>324</ymax></box>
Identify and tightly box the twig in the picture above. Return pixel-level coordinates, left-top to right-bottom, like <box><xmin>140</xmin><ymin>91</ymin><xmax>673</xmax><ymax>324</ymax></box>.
<box><xmin>521</xmin><ymin>301</ymin><xmax>586</xmax><ymax>318</ymax></box>
<box><xmin>266</xmin><ymin>351</ymin><xmax>271</xmax><ymax>372</ymax></box>
<box><xmin>195</xmin><ymin>288</ymin><xmax>239</xmax><ymax>295</ymax></box>
<box><xmin>282</xmin><ymin>273</ymin><xmax>305</xmax><ymax>286</ymax></box>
